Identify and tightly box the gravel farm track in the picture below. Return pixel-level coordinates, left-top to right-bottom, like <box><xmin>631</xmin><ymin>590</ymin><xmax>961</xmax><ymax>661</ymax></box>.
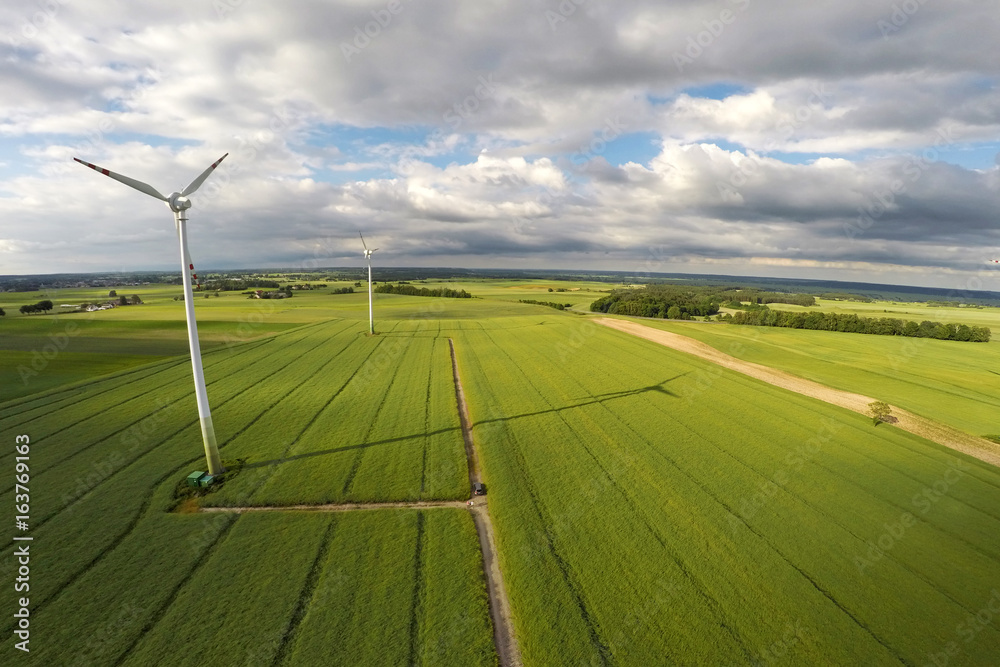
<box><xmin>597</xmin><ymin>317</ymin><xmax>1000</xmax><ymax>468</ymax></box>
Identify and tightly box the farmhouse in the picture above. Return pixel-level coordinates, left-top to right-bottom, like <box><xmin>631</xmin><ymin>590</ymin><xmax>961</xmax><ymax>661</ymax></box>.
<box><xmin>250</xmin><ymin>289</ymin><xmax>291</xmax><ymax>299</ymax></box>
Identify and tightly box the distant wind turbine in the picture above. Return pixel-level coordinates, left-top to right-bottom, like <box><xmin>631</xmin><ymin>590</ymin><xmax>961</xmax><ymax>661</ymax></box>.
<box><xmin>360</xmin><ymin>232</ymin><xmax>378</xmax><ymax>335</ymax></box>
<box><xmin>74</xmin><ymin>153</ymin><xmax>229</xmax><ymax>476</ymax></box>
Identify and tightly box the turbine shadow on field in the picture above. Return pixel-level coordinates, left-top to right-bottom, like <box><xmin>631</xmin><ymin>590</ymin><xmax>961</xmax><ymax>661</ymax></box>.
<box><xmin>585</xmin><ymin>375</ymin><xmax>686</xmax><ymax>401</ymax></box>
<box><xmin>242</xmin><ymin>427</ymin><xmax>461</xmax><ymax>469</ymax></box>
<box><xmin>242</xmin><ymin>376</ymin><xmax>686</xmax><ymax>471</ymax></box>
<box><xmin>475</xmin><ymin>375</ymin><xmax>688</xmax><ymax>426</ymax></box>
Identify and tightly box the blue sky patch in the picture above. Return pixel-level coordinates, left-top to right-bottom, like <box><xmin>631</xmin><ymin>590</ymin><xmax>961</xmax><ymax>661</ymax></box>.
<box><xmin>679</xmin><ymin>82</ymin><xmax>751</xmax><ymax>100</ymax></box>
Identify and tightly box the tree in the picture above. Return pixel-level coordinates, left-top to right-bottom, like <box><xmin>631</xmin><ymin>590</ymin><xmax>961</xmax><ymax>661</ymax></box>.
<box><xmin>971</xmin><ymin>326</ymin><xmax>992</xmax><ymax>342</ymax></box>
<box><xmin>130</xmin><ymin>294</ymin><xmax>143</xmax><ymax>305</ymax></box>
<box><xmin>109</xmin><ymin>290</ymin><xmax>117</xmax><ymax>297</ymax></box>
<box><xmin>868</xmin><ymin>401</ymin><xmax>892</xmax><ymax>425</ymax></box>
<box><xmin>0</xmin><ymin>307</ymin><xmax>5</xmax><ymax>317</ymax></box>
<box><xmin>37</xmin><ymin>300</ymin><xmax>53</xmax><ymax>313</ymax></box>
<box><xmin>666</xmin><ymin>305</ymin><xmax>681</xmax><ymax>319</ymax></box>
<box><xmin>119</xmin><ymin>295</ymin><xmax>129</xmax><ymax>306</ymax></box>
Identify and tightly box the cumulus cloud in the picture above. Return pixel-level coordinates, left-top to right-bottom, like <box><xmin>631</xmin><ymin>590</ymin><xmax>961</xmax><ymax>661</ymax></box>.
<box><xmin>0</xmin><ymin>0</ymin><xmax>998</xmax><ymax>288</ymax></box>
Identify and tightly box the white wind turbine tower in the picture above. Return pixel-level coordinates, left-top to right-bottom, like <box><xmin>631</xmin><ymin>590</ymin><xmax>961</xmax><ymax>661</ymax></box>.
<box><xmin>74</xmin><ymin>153</ymin><xmax>229</xmax><ymax>476</ymax></box>
<box><xmin>360</xmin><ymin>232</ymin><xmax>378</xmax><ymax>335</ymax></box>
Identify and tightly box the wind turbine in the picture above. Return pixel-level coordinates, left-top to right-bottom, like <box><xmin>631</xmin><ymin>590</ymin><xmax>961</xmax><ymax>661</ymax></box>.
<box><xmin>360</xmin><ymin>232</ymin><xmax>378</xmax><ymax>335</ymax></box>
<box><xmin>74</xmin><ymin>153</ymin><xmax>229</xmax><ymax>476</ymax></box>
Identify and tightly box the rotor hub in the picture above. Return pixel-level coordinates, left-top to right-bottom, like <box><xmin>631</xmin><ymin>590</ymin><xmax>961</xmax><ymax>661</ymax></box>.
<box><xmin>168</xmin><ymin>192</ymin><xmax>192</xmax><ymax>213</ymax></box>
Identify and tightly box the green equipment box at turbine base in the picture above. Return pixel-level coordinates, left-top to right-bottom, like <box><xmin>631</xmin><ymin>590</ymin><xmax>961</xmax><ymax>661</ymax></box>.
<box><xmin>186</xmin><ymin>471</ymin><xmax>216</xmax><ymax>488</ymax></box>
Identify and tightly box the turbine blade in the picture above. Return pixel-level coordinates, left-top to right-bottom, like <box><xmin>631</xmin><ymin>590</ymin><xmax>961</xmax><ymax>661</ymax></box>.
<box><xmin>359</xmin><ymin>231</ymin><xmax>368</xmax><ymax>251</ymax></box>
<box><xmin>73</xmin><ymin>157</ymin><xmax>168</xmax><ymax>201</ymax></box>
<box><xmin>181</xmin><ymin>153</ymin><xmax>229</xmax><ymax>196</ymax></box>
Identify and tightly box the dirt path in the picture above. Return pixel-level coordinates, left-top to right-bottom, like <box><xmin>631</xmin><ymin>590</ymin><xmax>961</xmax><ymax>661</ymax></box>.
<box><xmin>450</xmin><ymin>338</ymin><xmax>523</xmax><ymax>667</ymax></box>
<box><xmin>203</xmin><ymin>341</ymin><xmax>522</xmax><ymax>665</ymax></box>
<box><xmin>201</xmin><ymin>500</ymin><xmax>469</xmax><ymax>513</ymax></box>
<box><xmin>597</xmin><ymin>317</ymin><xmax>1000</xmax><ymax>468</ymax></box>
<box><xmin>451</xmin><ymin>338</ymin><xmax>482</xmax><ymax>485</ymax></box>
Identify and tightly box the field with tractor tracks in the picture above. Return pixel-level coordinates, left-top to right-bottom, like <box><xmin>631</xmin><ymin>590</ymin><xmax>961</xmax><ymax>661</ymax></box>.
<box><xmin>2</xmin><ymin>280</ymin><xmax>1000</xmax><ymax>665</ymax></box>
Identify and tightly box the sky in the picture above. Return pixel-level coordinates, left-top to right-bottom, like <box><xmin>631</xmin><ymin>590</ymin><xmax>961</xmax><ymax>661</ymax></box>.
<box><xmin>1</xmin><ymin>0</ymin><xmax>999</xmax><ymax>291</ymax></box>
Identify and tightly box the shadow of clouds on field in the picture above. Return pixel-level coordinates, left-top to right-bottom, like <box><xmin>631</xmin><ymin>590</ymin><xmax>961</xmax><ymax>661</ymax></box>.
<box><xmin>244</xmin><ymin>376</ymin><xmax>686</xmax><ymax>470</ymax></box>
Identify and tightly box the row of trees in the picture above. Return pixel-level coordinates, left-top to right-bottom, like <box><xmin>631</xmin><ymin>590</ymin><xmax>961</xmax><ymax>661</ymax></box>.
<box><xmin>374</xmin><ymin>283</ymin><xmax>472</xmax><ymax>298</ymax></box>
<box><xmin>519</xmin><ymin>299</ymin><xmax>572</xmax><ymax>310</ymax></box>
<box><xmin>589</xmin><ymin>284</ymin><xmax>815</xmax><ymax>319</ymax></box>
<box><xmin>202</xmin><ymin>278</ymin><xmax>280</xmax><ymax>291</ymax></box>
<box><xmin>717</xmin><ymin>289</ymin><xmax>816</xmax><ymax>307</ymax></box>
<box><xmin>19</xmin><ymin>300</ymin><xmax>53</xmax><ymax>314</ymax></box>
<box><xmin>590</xmin><ymin>285</ymin><xmax>722</xmax><ymax>319</ymax></box>
<box><xmin>821</xmin><ymin>292</ymin><xmax>873</xmax><ymax>303</ymax></box>
<box><xmin>86</xmin><ymin>295</ymin><xmax>142</xmax><ymax>307</ymax></box>
<box><xmin>330</xmin><ymin>287</ymin><xmax>355</xmax><ymax>294</ymax></box>
<box><xmin>722</xmin><ymin>308</ymin><xmax>991</xmax><ymax>342</ymax></box>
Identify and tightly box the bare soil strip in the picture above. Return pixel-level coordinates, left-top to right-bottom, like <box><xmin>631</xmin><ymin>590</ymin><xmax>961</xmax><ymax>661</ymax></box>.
<box><xmin>597</xmin><ymin>317</ymin><xmax>1000</xmax><ymax>468</ymax></box>
<box><xmin>450</xmin><ymin>338</ymin><xmax>523</xmax><ymax>667</ymax></box>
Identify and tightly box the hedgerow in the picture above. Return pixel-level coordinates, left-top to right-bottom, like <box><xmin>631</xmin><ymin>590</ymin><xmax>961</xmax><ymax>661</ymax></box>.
<box><xmin>721</xmin><ymin>307</ymin><xmax>991</xmax><ymax>341</ymax></box>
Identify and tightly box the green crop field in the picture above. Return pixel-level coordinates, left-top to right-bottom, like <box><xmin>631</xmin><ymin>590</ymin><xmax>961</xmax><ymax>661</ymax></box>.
<box><xmin>455</xmin><ymin>313</ymin><xmax>1000</xmax><ymax>665</ymax></box>
<box><xmin>16</xmin><ymin>506</ymin><xmax>492</xmax><ymax>666</ymax></box>
<box><xmin>0</xmin><ymin>313</ymin><xmax>493</xmax><ymax>666</ymax></box>
<box><xmin>201</xmin><ymin>320</ymin><xmax>468</xmax><ymax>506</ymax></box>
<box><xmin>624</xmin><ymin>315</ymin><xmax>1000</xmax><ymax>438</ymax></box>
<box><xmin>2</xmin><ymin>278</ymin><xmax>999</xmax><ymax>665</ymax></box>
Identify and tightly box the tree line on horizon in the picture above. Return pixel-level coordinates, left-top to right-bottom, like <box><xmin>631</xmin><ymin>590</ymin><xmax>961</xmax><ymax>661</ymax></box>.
<box><xmin>721</xmin><ymin>308</ymin><xmax>991</xmax><ymax>342</ymax></box>
<box><xmin>374</xmin><ymin>283</ymin><xmax>472</xmax><ymax>298</ymax></box>
<box><xmin>720</xmin><ymin>290</ymin><xmax>816</xmax><ymax>307</ymax></box>
<box><xmin>590</xmin><ymin>285</ymin><xmax>721</xmax><ymax>319</ymax></box>
<box><xmin>591</xmin><ymin>285</ymin><xmax>803</xmax><ymax>318</ymax></box>
<box><xmin>590</xmin><ymin>285</ymin><xmax>818</xmax><ymax>320</ymax></box>
<box><xmin>519</xmin><ymin>299</ymin><xmax>572</xmax><ymax>311</ymax></box>
<box><xmin>18</xmin><ymin>299</ymin><xmax>53</xmax><ymax>314</ymax></box>
<box><xmin>201</xmin><ymin>278</ymin><xmax>281</xmax><ymax>291</ymax></box>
